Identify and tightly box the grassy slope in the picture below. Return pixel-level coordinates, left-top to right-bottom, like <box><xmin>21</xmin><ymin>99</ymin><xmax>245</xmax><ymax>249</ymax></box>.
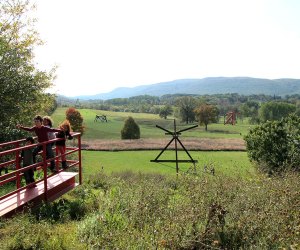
<box><xmin>52</xmin><ymin>107</ymin><xmax>254</xmax><ymax>140</ymax></box>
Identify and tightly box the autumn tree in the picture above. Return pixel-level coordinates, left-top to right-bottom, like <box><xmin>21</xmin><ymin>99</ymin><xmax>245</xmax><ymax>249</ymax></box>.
<box><xmin>66</xmin><ymin>108</ymin><xmax>85</xmax><ymax>135</ymax></box>
<box><xmin>194</xmin><ymin>104</ymin><xmax>219</xmax><ymax>131</ymax></box>
<box><xmin>121</xmin><ymin>116</ymin><xmax>140</xmax><ymax>139</ymax></box>
<box><xmin>0</xmin><ymin>0</ymin><xmax>56</xmax><ymax>142</ymax></box>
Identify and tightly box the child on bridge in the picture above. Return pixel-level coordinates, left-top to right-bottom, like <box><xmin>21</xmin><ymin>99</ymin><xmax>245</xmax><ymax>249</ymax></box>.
<box><xmin>56</xmin><ymin>120</ymin><xmax>73</xmax><ymax>169</ymax></box>
<box><xmin>43</xmin><ymin>116</ymin><xmax>56</xmax><ymax>145</ymax></box>
<box><xmin>17</xmin><ymin>115</ymin><xmax>61</xmax><ymax>173</ymax></box>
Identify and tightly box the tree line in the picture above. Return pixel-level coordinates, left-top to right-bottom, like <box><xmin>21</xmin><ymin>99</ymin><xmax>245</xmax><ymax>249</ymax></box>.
<box><xmin>57</xmin><ymin>93</ymin><xmax>300</xmax><ymax>130</ymax></box>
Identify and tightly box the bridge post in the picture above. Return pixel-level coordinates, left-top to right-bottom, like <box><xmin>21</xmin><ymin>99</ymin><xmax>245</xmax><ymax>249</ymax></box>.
<box><xmin>15</xmin><ymin>142</ymin><xmax>21</xmax><ymax>189</ymax></box>
<box><xmin>78</xmin><ymin>134</ymin><xmax>82</xmax><ymax>185</ymax></box>
<box><xmin>42</xmin><ymin>143</ymin><xmax>48</xmax><ymax>201</ymax></box>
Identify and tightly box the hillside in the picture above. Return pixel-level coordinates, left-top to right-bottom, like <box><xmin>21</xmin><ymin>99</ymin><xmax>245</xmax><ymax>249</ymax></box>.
<box><xmin>74</xmin><ymin>77</ymin><xmax>300</xmax><ymax>100</ymax></box>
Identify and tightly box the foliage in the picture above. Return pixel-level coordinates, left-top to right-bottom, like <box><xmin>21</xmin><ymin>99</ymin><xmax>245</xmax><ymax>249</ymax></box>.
<box><xmin>244</xmin><ymin>114</ymin><xmax>300</xmax><ymax>174</ymax></box>
<box><xmin>259</xmin><ymin>101</ymin><xmax>296</xmax><ymax>122</ymax></box>
<box><xmin>1</xmin><ymin>171</ymin><xmax>299</xmax><ymax>249</ymax></box>
<box><xmin>240</xmin><ymin>100</ymin><xmax>260</xmax><ymax>123</ymax></box>
<box><xmin>176</xmin><ymin>96</ymin><xmax>197</xmax><ymax>124</ymax></box>
<box><xmin>159</xmin><ymin>104</ymin><xmax>173</xmax><ymax>119</ymax></box>
<box><xmin>0</xmin><ymin>0</ymin><xmax>56</xmax><ymax>142</ymax></box>
<box><xmin>121</xmin><ymin>116</ymin><xmax>140</xmax><ymax>139</ymax></box>
<box><xmin>56</xmin><ymin>93</ymin><xmax>300</xmax><ymax>123</ymax></box>
<box><xmin>194</xmin><ymin>103</ymin><xmax>219</xmax><ymax>131</ymax></box>
<box><xmin>65</xmin><ymin>107</ymin><xmax>85</xmax><ymax>135</ymax></box>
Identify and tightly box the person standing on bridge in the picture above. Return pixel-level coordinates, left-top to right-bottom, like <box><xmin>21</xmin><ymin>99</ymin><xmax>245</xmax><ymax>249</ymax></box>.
<box><xmin>56</xmin><ymin>120</ymin><xmax>73</xmax><ymax>169</ymax></box>
<box><xmin>43</xmin><ymin>116</ymin><xmax>56</xmax><ymax>145</ymax></box>
<box><xmin>20</xmin><ymin>137</ymin><xmax>36</xmax><ymax>186</ymax></box>
<box><xmin>17</xmin><ymin>115</ymin><xmax>61</xmax><ymax>173</ymax></box>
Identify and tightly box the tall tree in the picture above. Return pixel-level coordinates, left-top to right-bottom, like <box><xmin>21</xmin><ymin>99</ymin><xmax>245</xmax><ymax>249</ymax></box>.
<box><xmin>259</xmin><ymin>101</ymin><xmax>296</xmax><ymax>122</ymax></box>
<box><xmin>176</xmin><ymin>96</ymin><xmax>197</xmax><ymax>124</ymax></box>
<box><xmin>240</xmin><ymin>101</ymin><xmax>260</xmax><ymax>124</ymax></box>
<box><xmin>159</xmin><ymin>105</ymin><xmax>173</xmax><ymax>119</ymax></box>
<box><xmin>0</xmin><ymin>0</ymin><xmax>56</xmax><ymax>142</ymax></box>
<box><xmin>194</xmin><ymin>104</ymin><xmax>219</xmax><ymax>131</ymax></box>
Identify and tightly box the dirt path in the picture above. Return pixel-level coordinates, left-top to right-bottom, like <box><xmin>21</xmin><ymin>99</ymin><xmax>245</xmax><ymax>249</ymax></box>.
<box><xmin>81</xmin><ymin>138</ymin><xmax>246</xmax><ymax>151</ymax></box>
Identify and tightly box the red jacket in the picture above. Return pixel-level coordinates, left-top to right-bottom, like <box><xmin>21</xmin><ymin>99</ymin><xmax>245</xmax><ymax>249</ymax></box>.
<box><xmin>20</xmin><ymin>125</ymin><xmax>61</xmax><ymax>143</ymax></box>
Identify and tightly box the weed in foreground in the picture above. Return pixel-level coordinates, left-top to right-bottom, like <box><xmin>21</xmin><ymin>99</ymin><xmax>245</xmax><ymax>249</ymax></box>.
<box><xmin>0</xmin><ymin>171</ymin><xmax>299</xmax><ymax>249</ymax></box>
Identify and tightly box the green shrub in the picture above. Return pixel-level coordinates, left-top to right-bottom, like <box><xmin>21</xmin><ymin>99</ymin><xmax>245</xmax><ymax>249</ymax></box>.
<box><xmin>244</xmin><ymin>114</ymin><xmax>300</xmax><ymax>174</ymax></box>
<box><xmin>120</xmin><ymin>116</ymin><xmax>140</xmax><ymax>139</ymax></box>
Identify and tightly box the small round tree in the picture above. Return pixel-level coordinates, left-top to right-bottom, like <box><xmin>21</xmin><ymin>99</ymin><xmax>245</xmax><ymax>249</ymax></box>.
<box><xmin>121</xmin><ymin>117</ymin><xmax>140</xmax><ymax>139</ymax></box>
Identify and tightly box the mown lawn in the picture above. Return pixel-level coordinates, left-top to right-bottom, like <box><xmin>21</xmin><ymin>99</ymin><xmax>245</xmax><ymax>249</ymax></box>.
<box><xmin>81</xmin><ymin>150</ymin><xmax>256</xmax><ymax>179</ymax></box>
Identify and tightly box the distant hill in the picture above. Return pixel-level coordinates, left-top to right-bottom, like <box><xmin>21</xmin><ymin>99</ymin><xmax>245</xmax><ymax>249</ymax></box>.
<box><xmin>74</xmin><ymin>77</ymin><xmax>300</xmax><ymax>100</ymax></box>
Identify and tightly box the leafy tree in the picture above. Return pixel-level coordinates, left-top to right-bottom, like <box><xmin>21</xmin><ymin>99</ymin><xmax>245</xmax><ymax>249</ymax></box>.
<box><xmin>240</xmin><ymin>101</ymin><xmax>260</xmax><ymax>124</ymax></box>
<box><xmin>121</xmin><ymin>116</ymin><xmax>140</xmax><ymax>139</ymax></box>
<box><xmin>240</xmin><ymin>101</ymin><xmax>259</xmax><ymax>117</ymax></box>
<box><xmin>159</xmin><ymin>105</ymin><xmax>173</xmax><ymax>119</ymax></box>
<box><xmin>194</xmin><ymin>104</ymin><xmax>219</xmax><ymax>131</ymax></box>
<box><xmin>259</xmin><ymin>101</ymin><xmax>296</xmax><ymax>122</ymax></box>
<box><xmin>176</xmin><ymin>96</ymin><xmax>197</xmax><ymax>124</ymax></box>
<box><xmin>244</xmin><ymin>114</ymin><xmax>300</xmax><ymax>174</ymax></box>
<box><xmin>66</xmin><ymin>108</ymin><xmax>85</xmax><ymax>135</ymax></box>
<box><xmin>0</xmin><ymin>0</ymin><xmax>56</xmax><ymax>142</ymax></box>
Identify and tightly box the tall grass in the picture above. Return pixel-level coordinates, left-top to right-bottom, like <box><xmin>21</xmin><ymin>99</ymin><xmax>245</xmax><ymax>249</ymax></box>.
<box><xmin>1</xmin><ymin>171</ymin><xmax>299</xmax><ymax>249</ymax></box>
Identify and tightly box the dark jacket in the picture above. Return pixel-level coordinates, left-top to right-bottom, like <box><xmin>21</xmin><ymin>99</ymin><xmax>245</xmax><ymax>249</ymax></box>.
<box><xmin>56</xmin><ymin>131</ymin><xmax>73</xmax><ymax>146</ymax></box>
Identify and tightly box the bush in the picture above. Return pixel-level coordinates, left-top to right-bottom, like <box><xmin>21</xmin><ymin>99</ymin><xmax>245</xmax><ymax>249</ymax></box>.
<box><xmin>121</xmin><ymin>116</ymin><xmax>140</xmax><ymax>139</ymax></box>
<box><xmin>244</xmin><ymin>114</ymin><xmax>300</xmax><ymax>174</ymax></box>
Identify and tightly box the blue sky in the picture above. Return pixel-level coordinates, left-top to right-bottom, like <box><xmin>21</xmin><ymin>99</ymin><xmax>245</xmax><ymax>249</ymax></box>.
<box><xmin>34</xmin><ymin>0</ymin><xmax>300</xmax><ymax>97</ymax></box>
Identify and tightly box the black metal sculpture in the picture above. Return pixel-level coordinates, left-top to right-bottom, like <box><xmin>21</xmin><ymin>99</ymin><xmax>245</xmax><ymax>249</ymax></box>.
<box><xmin>151</xmin><ymin>119</ymin><xmax>198</xmax><ymax>174</ymax></box>
<box><xmin>94</xmin><ymin>115</ymin><xmax>107</xmax><ymax>122</ymax></box>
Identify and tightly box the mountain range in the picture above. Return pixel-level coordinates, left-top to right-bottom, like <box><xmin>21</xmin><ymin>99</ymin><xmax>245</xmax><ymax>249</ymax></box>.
<box><xmin>73</xmin><ymin>77</ymin><xmax>300</xmax><ymax>100</ymax></box>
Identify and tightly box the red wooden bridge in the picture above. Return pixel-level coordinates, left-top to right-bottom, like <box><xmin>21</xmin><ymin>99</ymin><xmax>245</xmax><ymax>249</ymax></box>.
<box><xmin>0</xmin><ymin>132</ymin><xmax>82</xmax><ymax>217</ymax></box>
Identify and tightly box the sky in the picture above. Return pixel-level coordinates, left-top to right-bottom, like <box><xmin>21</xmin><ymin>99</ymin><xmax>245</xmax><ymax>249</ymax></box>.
<box><xmin>33</xmin><ymin>0</ymin><xmax>300</xmax><ymax>97</ymax></box>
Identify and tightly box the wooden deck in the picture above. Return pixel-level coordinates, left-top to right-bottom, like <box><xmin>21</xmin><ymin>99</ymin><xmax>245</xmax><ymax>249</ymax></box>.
<box><xmin>0</xmin><ymin>172</ymin><xmax>78</xmax><ymax>217</ymax></box>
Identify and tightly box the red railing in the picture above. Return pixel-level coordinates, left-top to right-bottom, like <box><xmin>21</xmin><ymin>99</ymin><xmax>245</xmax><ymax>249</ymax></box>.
<box><xmin>0</xmin><ymin>132</ymin><xmax>82</xmax><ymax>202</ymax></box>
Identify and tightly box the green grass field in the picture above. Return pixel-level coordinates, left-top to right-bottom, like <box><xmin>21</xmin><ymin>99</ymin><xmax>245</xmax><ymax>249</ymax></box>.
<box><xmin>51</xmin><ymin>107</ymin><xmax>256</xmax><ymax>179</ymax></box>
<box><xmin>52</xmin><ymin>107</ymin><xmax>254</xmax><ymax>140</ymax></box>
<box><xmin>81</xmin><ymin>150</ymin><xmax>256</xmax><ymax>179</ymax></box>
